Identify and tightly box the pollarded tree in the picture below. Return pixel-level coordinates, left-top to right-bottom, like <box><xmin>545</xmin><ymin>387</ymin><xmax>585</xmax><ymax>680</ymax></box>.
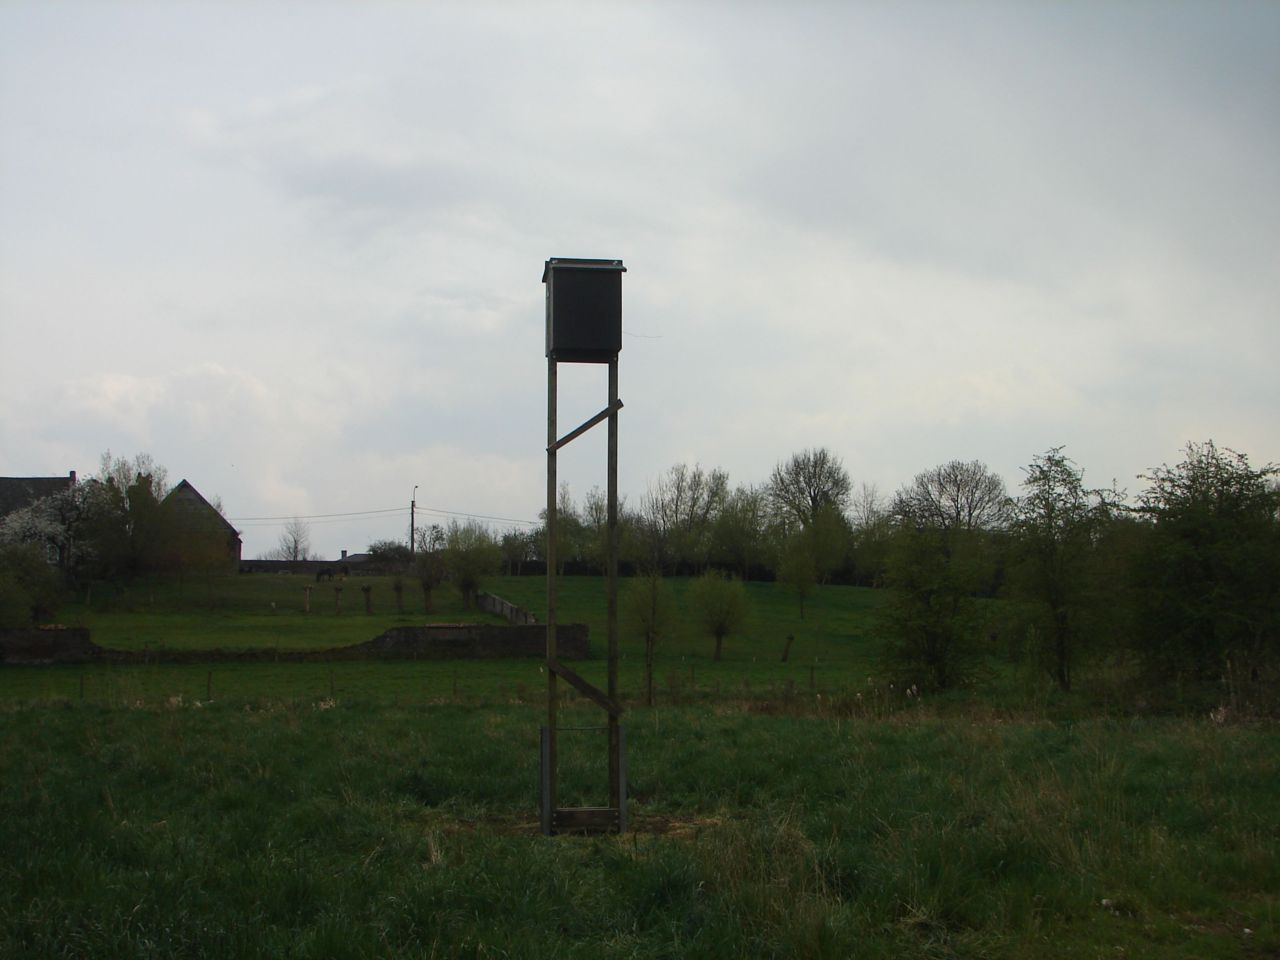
<box><xmin>1132</xmin><ymin>441</ymin><xmax>1279</xmax><ymax>702</ymax></box>
<box><xmin>768</xmin><ymin>447</ymin><xmax>852</xmax><ymax>531</ymax></box>
<box><xmin>687</xmin><ymin>568</ymin><xmax>750</xmax><ymax>662</ymax></box>
<box><xmin>1009</xmin><ymin>447</ymin><xmax>1121</xmax><ymax>691</ymax></box>
<box><xmin>622</xmin><ymin>572</ymin><xmax>677</xmax><ymax>707</ymax></box>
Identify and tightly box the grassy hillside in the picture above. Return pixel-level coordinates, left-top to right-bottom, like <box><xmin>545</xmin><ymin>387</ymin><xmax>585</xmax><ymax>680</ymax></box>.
<box><xmin>4</xmin><ymin>572</ymin><xmax>1273</xmax><ymax>956</ymax></box>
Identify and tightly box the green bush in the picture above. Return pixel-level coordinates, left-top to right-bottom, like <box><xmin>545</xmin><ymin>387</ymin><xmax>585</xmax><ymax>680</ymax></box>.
<box><xmin>0</xmin><ymin>543</ymin><xmax>61</xmax><ymax>627</ymax></box>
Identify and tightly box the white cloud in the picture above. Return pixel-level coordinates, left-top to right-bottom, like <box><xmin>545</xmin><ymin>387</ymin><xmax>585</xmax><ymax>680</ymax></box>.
<box><xmin>2</xmin><ymin>0</ymin><xmax>1277</xmax><ymax>550</ymax></box>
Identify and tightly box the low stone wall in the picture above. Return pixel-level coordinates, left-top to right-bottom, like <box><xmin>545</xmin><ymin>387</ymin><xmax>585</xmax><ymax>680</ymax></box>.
<box><xmin>476</xmin><ymin>592</ymin><xmax>538</xmax><ymax>625</ymax></box>
<box><xmin>2</xmin><ymin>623</ymin><xmax>588</xmax><ymax>665</ymax></box>
<box><xmin>361</xmin><ymin>623</ymin><xmax>584</xmax><ymax>659</ymax></box>
<box><xmin>0</xmin><ymin>627</ymin><xmax>101</xmax><ymax>664</ymax></box>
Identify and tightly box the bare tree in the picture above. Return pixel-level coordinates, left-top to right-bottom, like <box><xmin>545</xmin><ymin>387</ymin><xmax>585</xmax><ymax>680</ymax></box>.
<box><xmin>622</xmin><ymin>572</ymin><xmax>676</xmax><ymax>707</ymax></box>
<box><xmin>848</xmin><ymin>482</ymin><xmax>886</xmax><ymax>531</ymax></box>
<box><xmin>892</xmin><ymin>460</ymin><xmax>1011</xmax><ymax>533</ymax></box>
<box><xmin>268</xmin><ymin>516</ymin><xmax>312</xmax><ymax>561</ymax></box>
<box><xmin>768</xmin><ymin>448</ymin><xmax>851</xmax><ymax>531</ymax></box>
<box><xmin>635</xmin><ymin>463</ymin><xmax>727</xmax><ymax>574</ymax></box>
<box><xmin>97</xmin><ymin>450</ymin><xmax>170</xmax><ymax>503</ymax></box>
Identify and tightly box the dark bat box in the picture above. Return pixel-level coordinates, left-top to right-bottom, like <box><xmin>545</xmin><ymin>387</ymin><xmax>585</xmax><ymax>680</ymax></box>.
<box><xmin>543</xmin><ymin>258</ymin><xmax>626</xmax><ymax>363</ymax></box>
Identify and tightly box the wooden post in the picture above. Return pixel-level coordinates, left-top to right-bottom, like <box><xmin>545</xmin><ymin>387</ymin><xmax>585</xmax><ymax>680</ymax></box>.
<box><xmin>362</xmin><ymin>584</ymin><xmax>373</xmax><ymax>614</ymax></box>
<box><xmin>334</xmin><ymin>585</ymin><xmax>343</xmax><ymax>615</ymax></box>
<box><xmin>545</xmin><ymin>357</ymin><xmax>558</xmax><ymax>824</ymax></box>
<box><xmin>303</xmin><ymin>585</ymin><xmax>312</xmax><ymax>614</ymax></box>
<box><xmin>607</xmin><ymin>356</ymin><xmax>621</xmax><ymax>818</ymax></box>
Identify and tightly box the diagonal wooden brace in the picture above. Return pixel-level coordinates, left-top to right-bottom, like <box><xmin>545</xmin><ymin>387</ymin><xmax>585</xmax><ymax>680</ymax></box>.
<box><xmin>549</xmin><ymin>658</ymin><xmax>623</xmax><ymax>717</ymax></box>
<box><xmin>549</xmin><ymin>400</ymin><xmax>624</xmax><ymax>452</ymax></box>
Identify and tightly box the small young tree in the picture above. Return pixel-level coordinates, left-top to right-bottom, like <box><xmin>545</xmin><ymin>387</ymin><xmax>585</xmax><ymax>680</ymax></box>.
<box><xmin>622</xmin><ymin>572</ymin><xmax>677</xmax><ymax>706</ymax></box>
<box><xmin>687</xmin><ymin>569</ymin><xmax>750</xmax><ymax>661</ymax></box>
<box><xmin>442</xmin><ymin>519</ymin><xmax>500</xmax><ymax>609</ymax></box>
<box><xmin>776</xmin><ymin>531</ymin><xmax>817</xmax><ymax>618</ymax></box>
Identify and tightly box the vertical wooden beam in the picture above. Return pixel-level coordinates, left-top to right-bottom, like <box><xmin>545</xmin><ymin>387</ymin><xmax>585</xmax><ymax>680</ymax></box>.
<box><xmin>607</xmin><ymin>356</ymin><xmax>621</xmax><ymax>813</ymax></box>
<box><xmin>545</xmin><ymin>357</ymin><xmax>558</xmax><ymax>829</ymax></box>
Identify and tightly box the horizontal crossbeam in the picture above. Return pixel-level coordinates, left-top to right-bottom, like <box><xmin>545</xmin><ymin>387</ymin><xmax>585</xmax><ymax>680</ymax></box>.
<box><xmin>552</xmin><ymin>807</ymin><xmax>621</xmax><ymax>833</ymax></box>
<box><xmin>549</xmin><ymin>400</ymin><xmax>624</xmax><ymax>452</ymax></box>
<box><xmin>549</xmin><ymin>658</ymin><xmax>622</xmax><ymax>717</ymax></box>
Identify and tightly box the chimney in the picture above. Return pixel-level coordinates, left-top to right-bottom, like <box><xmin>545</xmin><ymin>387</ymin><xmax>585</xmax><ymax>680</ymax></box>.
<box><xmin>69</xmin><ymin>470</ymin><xmax>77</xmax><ymax>484</ymax></box>
<box><xmin>341</xmin><ymin>550</ymin><xmax>347</xmax><ymax>560</ymax></box>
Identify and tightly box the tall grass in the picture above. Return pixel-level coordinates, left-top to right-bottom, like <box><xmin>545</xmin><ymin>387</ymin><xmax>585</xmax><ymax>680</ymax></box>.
<box><xmin>1</xmin><ymin>699</ymin><xmax>1275</xmax><ymax>958</ymax></box>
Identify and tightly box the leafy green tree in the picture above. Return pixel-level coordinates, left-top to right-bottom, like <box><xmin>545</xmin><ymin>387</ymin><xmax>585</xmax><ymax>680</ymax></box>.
<box><xmin>687</xmin><ymin>569</ymin><xmax>750</xmax><ymax>661</ymax></box>
<box><xmin>809</xmin><ymin>502</ymin><xmax>852</xmax><ymax>582</ymax></box>
<box><xmin>1008</xmin><ymin>448</ymin><xmax>1121</xmax><ymax>691</ymax></box>
<box><xmin>0</xmin><ymin>543</ymin><xmax>61</xmax><ymax>627</ymax></box>
<box><xmin>537</xmin><ymin>483</ymin><xmax>586</xmax><ymax>576</ymax></box>
<box><xmin>367</xmin><ymin>539</ymin><xmax>412</xmax><ymax>567</ymax></box>
<box><xmin>710</xmin><ymin>484</ymin><xmax>771</xmax><ymax>579</ymax></box>
<box><xmin>880</xmin><ymin>523</ymin><xmax>989</xmax><ymax>690</ymax></box>
<box><xmin>622</xmin><ymin>572</ymin><xmax>677</xmax><ymax>706</ymax></box>
<box><xmin>776</xmin><ymin>531</ymin><xmax>818</xmax><ymax>618</ymax></box>
<box><xmin>499</xmin><ymin>528</ymin><xmax>535</xmax><ymax>576</ymax></box>
<box><xmin>1132</xmin><ymin>441</ymin><xmax>1279</xmax><ymax>705</ymax></box>
<box><xmin>442</xmin><ymin>520</ymin><xmax>501</xmax><ymax>609</ymax></box>
<box><xmin>881</xmin><ymin>459</ymin><xmax>1009</xmax><ymax>690</ymax></box>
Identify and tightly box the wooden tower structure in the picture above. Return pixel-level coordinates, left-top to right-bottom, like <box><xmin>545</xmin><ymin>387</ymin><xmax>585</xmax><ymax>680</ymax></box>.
<box><xmin>541</xmin><ymin>257</ymin><xmax>627</xmax><ymax>834</ymax></box>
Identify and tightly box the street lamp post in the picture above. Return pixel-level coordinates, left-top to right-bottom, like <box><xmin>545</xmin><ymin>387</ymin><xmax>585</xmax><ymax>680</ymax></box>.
<box><xmin>411</xmin><ymin>485</ymin><xmax>418</xmax><ymax>557</ymax></box>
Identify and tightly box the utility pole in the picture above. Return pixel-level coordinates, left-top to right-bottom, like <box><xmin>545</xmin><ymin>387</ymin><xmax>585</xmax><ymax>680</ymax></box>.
<box><xmin>410</xmin><ymin>485</ymin><xmax>418</xmax><ymax>557</ymax></box>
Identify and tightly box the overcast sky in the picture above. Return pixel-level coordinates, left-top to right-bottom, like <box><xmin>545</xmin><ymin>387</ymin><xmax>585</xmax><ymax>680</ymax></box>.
<box><xmin>2</xmin><ymin>1</ymin><xmax>1277</xmax><ymax>560</ymax></box>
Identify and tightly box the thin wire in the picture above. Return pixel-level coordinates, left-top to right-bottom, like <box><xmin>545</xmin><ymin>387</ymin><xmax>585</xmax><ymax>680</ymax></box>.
<box><xmin>231</xmin><ymin>507</ymin><xmax>404</xmax><ymax>522</ymax></box>
<box><xmin>232</xmin><ymin>504</ymin><xmax>539</xmax><ymax>528</ymax></box>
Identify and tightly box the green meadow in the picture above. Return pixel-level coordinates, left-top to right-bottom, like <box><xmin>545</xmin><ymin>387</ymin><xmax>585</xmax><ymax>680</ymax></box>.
<box><xmin>1</xmin><ymin>574</ymin><xmax>1276</xmax><ymax>957</ymax></box>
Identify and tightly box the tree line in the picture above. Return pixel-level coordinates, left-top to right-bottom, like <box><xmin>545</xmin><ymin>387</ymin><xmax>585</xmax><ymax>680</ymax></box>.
<box><xmin>401</xmin><ymin>442</ymin><xmax>1278</xmax><ymax>710</ymax></box>
<box><xmin>4</xmin><ymin>441</ymin><xmax>1276</xmax><ymax>713</ymax></box>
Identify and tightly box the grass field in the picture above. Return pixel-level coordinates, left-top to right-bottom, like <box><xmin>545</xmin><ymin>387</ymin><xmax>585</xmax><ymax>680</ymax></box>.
<box><xmin>2</xmin><ymin>573</ymin><xmax>1276</xmax><ymax>957</ymax></box>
